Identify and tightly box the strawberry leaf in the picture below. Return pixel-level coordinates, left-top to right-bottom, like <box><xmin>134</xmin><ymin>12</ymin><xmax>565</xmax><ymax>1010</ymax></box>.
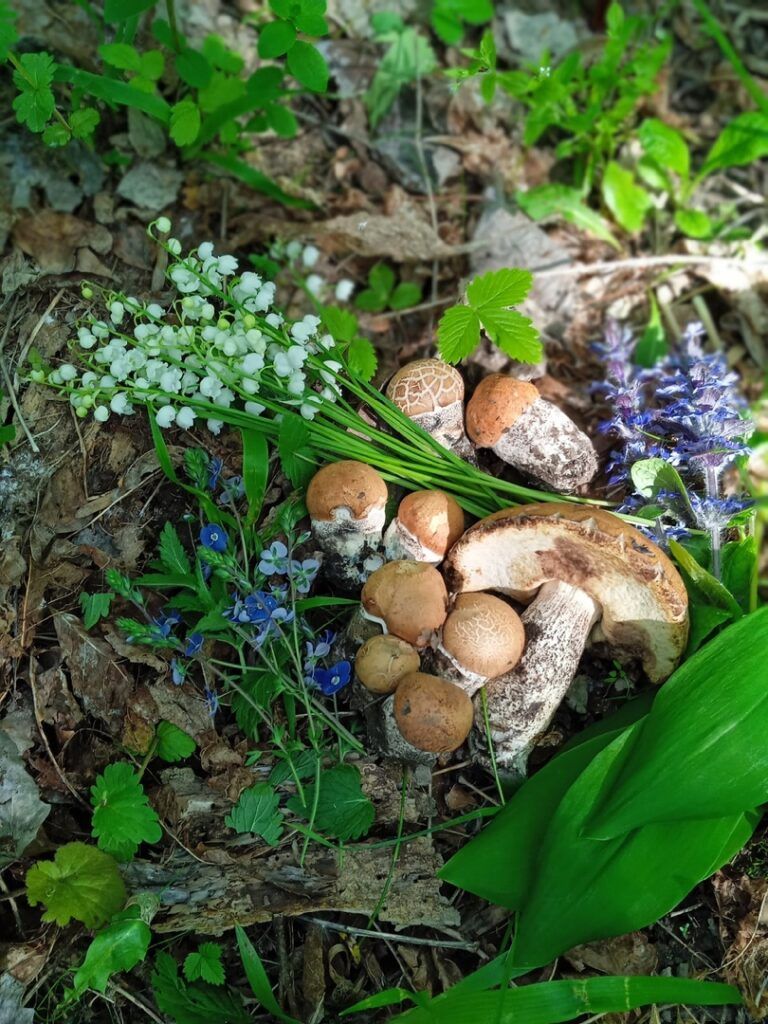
<box><xmin>26</xmin><ymin>842</ymin><xmax>126</xmax><ymax>928</ymax></box>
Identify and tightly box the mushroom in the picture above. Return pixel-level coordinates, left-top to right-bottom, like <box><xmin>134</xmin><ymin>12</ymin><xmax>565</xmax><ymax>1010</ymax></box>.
<box><xmin>393</xmin><ymin>672</ymin><xmax>473</xmax><ymax>753</ymax></box>
<box><xmin>465</xmin><ymin>374</ymin><xmax>598</xmax><ymax>492</ymax></box>
<box><xmin>383</xmin><ymin>490</ymin><xmax>465</xmax><ymax>564</ymax></box>
<box><xmin>306</xmin><ymin>461</ymin><xmax>388</xmax><ymax>587</ymax></box>
<box><xmin>355</xmin><ymin>634</ymin><xmax>421</xmax><ymax>694</ymax></box>
<box><xmin>432</xmin><ymin>593</ymin><xmax>525</xmax><ymax>695</ymax></box>
<box><xmin>361</xmin><ymin>560</ymin><xmax>448</xmax><ymax>648</ymax></box>
<box><xmin>386</xmin><ymin>359</ymin><xmax>476</xmax><ymax>461</ymax></box>
<box><xmin>443</xmin><ymin>503</ymin><xmax>689</xmax><ymax>772</ymax></box>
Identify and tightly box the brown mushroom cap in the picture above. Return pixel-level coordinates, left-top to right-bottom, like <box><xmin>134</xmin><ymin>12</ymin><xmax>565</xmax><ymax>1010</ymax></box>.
<box><xmin>443</xmin><ymin>503</ymin><xmax>689</xmax><ymax>682</ymax></box>
<box><xmin>394</xmin><ymin>672</ymin><xmax>473</xmax><ymax>753</ymax></box>
<box><xmin>465</xmin><ymin>375</ymin><xmax>539</xmax><ymax>447</ymax></box>
<box><xmin>386</xmin><ymin>359</ymin><xmax>464</xmax><ymax>418</ymax></box>
<box><xmin>441</xmin><ymin>593</ymin><xmax>525</xmax><ymax>678</ymax></box>
<box><xmin>396</xmin><ymin>490</ymin><xmax>465</xmax><ymax>559</ymax></box>
<box><xmin>355</xmin><ymin>635</ymin><xmax>421</xmax><ymax>694</ymax></box>
<box><xmin>361</xmin><ymin>560</ymin><xmax>449</xmax><ymax>647</ymax></box>
<box><xmin>306</xmin><ymin>460</ymin><xmax>388</xmax><ymax>522</ymax></box>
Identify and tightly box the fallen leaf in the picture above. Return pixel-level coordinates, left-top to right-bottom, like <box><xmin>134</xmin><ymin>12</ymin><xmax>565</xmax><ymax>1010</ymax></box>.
<box><xmin>13</xmin><ymin>211</ymin><xmax>112</xmax><ymax>274</ymax></box>
<box><xmin>54</xmin><ymin>613</ymin><xmax>133</xmax><ymax>729</ymax></box>
<box><xmin>0</xmin><ymin>732</ymin><xmax>50</xmax><ymax>866</ymax></box>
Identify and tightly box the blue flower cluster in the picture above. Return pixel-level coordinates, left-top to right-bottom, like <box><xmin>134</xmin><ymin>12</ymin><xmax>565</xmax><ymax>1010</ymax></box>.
<box><xmin>302</xmin><ymin>629</ymin><xmax>351</xmax><ymax>696</ymax></box>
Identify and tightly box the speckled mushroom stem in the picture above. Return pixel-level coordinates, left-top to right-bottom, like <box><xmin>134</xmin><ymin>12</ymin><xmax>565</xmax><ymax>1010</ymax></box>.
<box><xmin>474</xmin><ymin>579</ymin><xmax>599</xmax><ymax>773</ymax></box>
<box><xmin>426</xmin><ymin>646</ymin><xmax>486</xmax><ymax>697</ymax></box>
<box><xmin>383</xmin><ymin>520</ymin><xmax>438</xmax><ymax>563</ymax></box>
<box><xmin>493</xmin><ymin>399</ymin><xmax>598</xmax><ymax>491</ymax></box>
<box><xmin>414</xmin><ymin>404</ymin><xmax>478</xmax><ymax>464</ymax></box>
<box><xmin>312</xmin><ymin>510</ymin><xmax>385</xmax><ymax>588</ymax></box>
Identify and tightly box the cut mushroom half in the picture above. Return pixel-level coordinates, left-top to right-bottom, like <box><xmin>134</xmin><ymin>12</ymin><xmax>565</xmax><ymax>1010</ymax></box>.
<box><xmin>306</xmin><ymin>461</ymin><xmax>388</xmax><ymax>588</ymax></box>
<box><xmin>361</xmin><ymin>560</ymin><xmax>449</xmax><ymax>648</ymax></box>
<box><xmin>386</xmin><ymin>359</ymin><xmax>476</xmax><ymax>462</ymax></box>
<box><xmin>465</xmin><ymin>374</ymin><xmax>598</xmax><ymax>492</ymax></box>
<box><xmin>444</xmin><ymin>503</ymin><xmax>689</xmax><ymax>772</ymax></box>
<box><xmin>432</xmin><ymin>593</ymin><xmax>525</xmax><ymax>695</ymax></box>
<box><xmin>384</xmin><ymin>490</ymin><xmax>465</xmax><ymax>565</ymax></box>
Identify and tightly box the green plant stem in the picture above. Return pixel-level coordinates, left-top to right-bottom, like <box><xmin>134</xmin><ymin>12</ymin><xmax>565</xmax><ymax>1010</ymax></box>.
<box><xmin>367</xmin><ymin>772</ymin><xmax>409</xmax><ymax>925</ymax></box>
<box><xmin>165</xmin><ymin>0</ymin><xmax>182</xmax><ymax>52</ymax></box>
<box><xmin>690</xmin><ymin>0</ymin><xmax>768</xmax><ymax>115</ymax></box>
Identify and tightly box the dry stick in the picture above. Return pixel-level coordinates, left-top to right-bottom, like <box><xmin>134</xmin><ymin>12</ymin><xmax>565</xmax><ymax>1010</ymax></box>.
<box><xmin>0</xmin><ymin>296</ymin><xmax>39</xmax><ymax>453</ymax></box>
<box><xmin>107</xmin><ymin>983</ymin><xmax>166</xmax><ymax>1024</ymax></box>
<box><xmin>532</xmin><ymin>253</ymin><xmax>768</xmax><ymax>278</ymax></box>
<box><xmin>297</xmin><ymin>916</ymin><xmax>479</xmax><ymax>951</ymax></box>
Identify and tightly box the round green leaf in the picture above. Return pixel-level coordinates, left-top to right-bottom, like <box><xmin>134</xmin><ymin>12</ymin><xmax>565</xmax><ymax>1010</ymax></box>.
<box><xmin>286</xmin><ymin>41</ymin><xmax>329</xmax><ymax>93</ymax></box>
<box><xmin>170</xmin><ymin>99</ymin><xmax>201</xmax><ymax>146</ymax></box>
<box><xmin>26</xmin><ymin>842</ymin><xmax>126</xmax><ymax>928</ymax></box>
<box><xmin>258</xmin><ymin>20</ymin><xmax>297</xmax><ymax>59</ymax></box>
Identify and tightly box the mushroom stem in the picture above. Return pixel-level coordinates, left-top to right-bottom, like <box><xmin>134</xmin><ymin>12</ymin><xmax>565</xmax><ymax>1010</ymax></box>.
<box><xmin>492</xmin><ymin>399</ymin><xmax>598</xmax><ymax>491</ymax></box>
<box><xmin>475</xmin><ymin>579</ymin><xmax>599</xmax><ymax>772</ymax></box>
<box><xmin>416</xmin><ymin>404</ymin><xmax>477</xmax><ymax>463</ymax></box>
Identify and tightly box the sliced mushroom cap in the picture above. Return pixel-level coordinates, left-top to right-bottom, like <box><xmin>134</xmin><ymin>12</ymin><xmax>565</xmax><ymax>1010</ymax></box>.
<box><xmin>386</xmin><ymin>359</ymin><xmax>476</xmax><ymax>461</ymax></box>
<box><xmin>361</xmin><ymin>560</ymin><xmax>449</xmax><ymax>648</ymax></box>
<box><xmin>394</xmin><ymin>672</ymin><xmax>473</xmax><ymax>753</ymax></box>
<box><xmin>445</xmin><ymin>503</ymin><xmax>688</xmax><ymax>681</ymax></box>
<box><xmin>465</xmin><ymin>374</ymin><xmax>598</xmax><ymax>492</ymax></box>
<box><xmin>439</xmin><ymin>593</ymin><xmax>525</xmax><ymax>689</ymax></box>
<box><xmin>355</xmin><ymin>634</ymin><xmax>421</xmax><ymax>694</ymax></box>
<box><xmin>384</xmin><ymin>490</ymin><xmax>465</xmax><ymax>564</ymax></box>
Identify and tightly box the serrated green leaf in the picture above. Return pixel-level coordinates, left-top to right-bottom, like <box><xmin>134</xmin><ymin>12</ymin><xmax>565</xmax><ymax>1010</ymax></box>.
<box><xmin>203</xmin><ymin>34</ymin><xmax>244</xmax><ymax>74</ymax></box>
<box><xmin>70</xmin><ymin>107</ymin><xmax>100</xmax><ymax>138</ymax></box>
<box><xmin>152</xmin><ymin>952</ymin><xmax>251</xmax><ymax>1024</ymax></box>
<box><xmin>466</xmin><ymin>267</ymin><xmax>532</xmax><ymax>311</ymax></box>
<box><xmin>184</xmin><ymin>943</ymin><xmax>225</xmax><ymax>986</ymax></box>
<box><xmin>286</xmin><ymin>40</ymin><xmax>329</xmax><ymax>93</ymax></box>
<box><xmin>175</xmin><ymin>48</ymin><xmax>213</xmax><ymax>89</ymax></box>
<box><xmin>159</xmin><ymin>521</ymin><xmax>192</xmax><ymax>576</ymax></box>
<box><xmin>170</xmin><ymin>99</ymin><xmax>201</xmax><ymax>145</ymax></box>
<box><xmin>322</xmin><ymin>305</ymin><xmax>358</xmax><ymax>342</ymax></box>
<box><xmin>99</xmin><ymin>43</ymin><xmax>142</xmax><ymax>72</ymax></box>
<box><xmin>288</xmin><ymin>764</ymin><xmax>374</xmax><ymax>841</ymax></box>
<box><xmin>140</xmin><ymin>49</ymin><xmax>164</xmax><ymax>80</ymax></box>
<box><xmin>479</xmin><ymin>307</ymin><xmax>542</xmax><ymax>363</ymax></box>
<box><xmin>278</xmin><ymin>414</ymin><xmax>315</xmax><ymax>489</ymax></box>
<box><xmin>225</xmin><ymin>783</ymin><xmax>283</xmax><ymax>845</ymax></box>
<box><xmin>26</xmin><ymin>842</ymin><xmax>126</xmax><ymax>928</ymax></box>
<box><xmin>347</xmin><ymin>336</ymin><xmax>378</xmax><ymax>382</ymax></box>
<box><xmin>91</xmin><ymin>762</ymin><xmax>163</xmax><ymax>861</ymax></box>
<box><xmin>42</xmin><ymin>121</ymin><xmax>70</xmax><ymax>146</ymax></box>
<box><xmin>638</xmin><ymin>117</ymin><xmax>689</xmax><ymax>179</ymax></box>
<box><xmin>12</xmin><ymin>53</ymin><xmax>55</xmax><ymax>132</ymax></box>
<box><xmin>155</xmin><ymin>721</ymin><xmax>197</xmax><ymax>763</ymax></box>
<box><xmin>71</xmin><ymin>905</ymin><xmax>152</xmax><ymax>997</ymax></box>
<box><xmin>79</xmin><ymin>591</ymin><xmax>113</xmax><ymax>630</ymax></box>
<box><xmin>517</xmin><ymin>184</ymin><xmax>620</xmax><ymax>248</ymax></box>
<box><xmin>258</xmin><ymin>19</ymin><xmax>296</xmax><ymax>58</ymax></box>
<box><xmin>354</xmin><ymin>289</ymin><xmax>386</xmax><ymax>313</ymax></box>
<box><xmin>436</xmin><ymin>305</ymin><xmax>481</xmax><ymax>364</ymax></box>
<box><xmin>602</xmin><ymin>161</ymin><xmax>652</xmax><ymax>233</ymax></box>
<box><xmin>389</xmin><ymin>281</ymin><xmax>421</xmax><ymax>310</ymax></box>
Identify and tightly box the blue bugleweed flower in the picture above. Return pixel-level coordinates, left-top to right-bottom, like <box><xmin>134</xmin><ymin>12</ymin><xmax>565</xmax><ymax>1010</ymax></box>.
<box><xmin>200</xmin><ymin>523</ymin><xmax>229</xmax><ymax>552</ymax></box>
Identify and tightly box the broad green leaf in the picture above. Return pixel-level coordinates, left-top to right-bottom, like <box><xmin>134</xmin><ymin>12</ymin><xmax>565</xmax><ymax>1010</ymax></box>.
<box><xmin>431</xmin><ymin>8</ymin><xmax>462</xmax><ymax>44</ymax></box>
<box><xmin>26</xmin><ymin>843</ymin><xmax>126</xmax><ymax>928</ymax></box>
<box><xmin>436</xmin><ymin>305</ymin><xmax>481</xmax><ymax>364</ymax></box>
<box><xmin>175</xmin><ymin>47</ymin><xmax>213</xmax><ymax>88</ymax></box>
<box><xmin>104</xmin><ymin>0</ymin><xmax>156</xmax><ymax>21</ymax></box>
<box><xmin>159</xmin><ymin>521</ymin><xmax>192</xmax><ymax>576</ymax></box>
<box><xmin>140</xmin><ymin>49</ymin><xmax>164</xmax><ymax>81</ymax></box>
<box><xmin>184</xmin><ymin>943</ymin><xmax>225</xmax><ymax>986</ymax></box>
<box><xmin>517</xmin><ymin>185</ymin><xmax>619</xmax><ymax>248</ymax></box>
<box><xmin>368</xmin><ymin>261</ymin><xmax>396</xmax><ymax>299</ymax></box>
<box><xmin>258</xmin><ymin>19</ymin><xmax>296</xmax><ymax>58</ymax></box>
<box><xmin>638</xmin><ymin>118</ymin><xmax>689</xmax><ymax>178</ymax></box>
<box><xmin>91</xmin><ymin>762</ymin><xmax>163</xmax><ymax>861</ymax></box>
<box><xmin>79</xmin><ymin>591</ymin><xmax>113</xmax><ymax>630</ymax></box>
<box><xmin>278</xmin><ymin>413</ymin><xmax>315</xmax><ymax>489</ymax></box>
<box><xmin>674</xmin><ymin>207</ymin><xmax>713</xmax><ymax>239</ymax></box>
<box><xmin>152</xmin><ymin>952</ymin><xmax>251</xmax><ymax>1024</ymax></box>
<box><xmin>347</xmin><ymin>335</ymin><xmax>378</xmax><ymax>381</ymax></box>
<box><xmin>633</xmin><ymin>294</ymin><xmax>666</xmax><ymax>367</ymax></box>
<box><xmin>586</xmin><ymin>607</ymin><xmax>768</xmax><ymax>838</ymax></box>
<box><xmin>265</xmin><ymin>102</ymin><xmax>298</xmax><ymax>137</ymax></box>
<box><xmin>99</xmin><ymin>43</ymin><xmax>142</xmax><ymax>72</ymax></box>
<box><xmin>198</xmin><ymin>71</ymin><xmax>245</xmax><ymax>114</ymax></box>
<box><xmin>236</xmin><ymin>926</ymin><xmax>301</xmax><ymax>1024</ymax></box>
<box><xmin>466</xmin><ymin>268</ymin><xmax>532</xmax><ymax>311</ymax></box>
<box><xmin>170</xmin><ymin>99</ymin><xmax>201</xmax><ymax>145</ymax></box>
<box><xmin>241</xmin><ymin>426</ymin><xmax>269</xmax><ymax>525</ymax></box>
<box><xmin>225</xmin><ymin>783</ymin><xmax>283</xmax><ymax>845</ymax></box>
<box><xmin>479</xmin><ymin>307</ymin><xmax>542</xmax><ymax>363</ymax></box>
<box><xmin>636</xmin><ymin>154</ymin><xmax>672</xmax><ymax>192</ymax></box>
<box><xmin>71</xmin><ymin>905</ymin><xmax>152</xmax><ymax>997</ymax></box>
<box><xmin>630</xmin><ymin>458</ymin><xmax>693</xmax><ymax>515</ymax></box>
<box><xmin>721</xmin><ymin>536</ymin><xmax>758</xmax><ymax>614</ymax></box>
<box><xmin>287</xmin><ymin>764</ymin><xmax>374</xmax><ymax>841</ymax></box>
<box><xmin>203</xmin><ymin>33</ymin><xmax>245</xmax><ymax>74</ymax></box>
<box><xmin>354</xmin><ymin>288</ymin><xmax>387</xmax><ymax>313</ymax></box>
<box><xmin>43</xmin><ymin>122</ymin><xmax>70</xmax><ymax>146</ymax></box>
<box><xmin>702</xmin><ymin>111</ymin><xmax>768</xmax><ymax>175</ymax></box>
<box><xmin>669</xmin><ymin>538</ymin><xmax>742</xmax><ymax>619</ymax></box>
<box><xmin>286</xmin><ymin>41</ymin><xmax>329</xmax><ymax>93</ymax></box>
<box><xmin>366</xmin><ymin>28</ymin><xmax>437</xmax><ymax>127</ymax></box>
<box><xmin>155</xmin><ymin>721</ymin><xmax>196</xmax><ymax>762</ymax></box>
<box><xmin>602</xmin><ymin>161</ymin><xmax>652</xmax><ymax>232</ymax></box>
<box><xmin>12</xmin><ymin>53</ymin><xmax>55</xmax><ymax>132</ymax></box>
<box><xmin>55</xmin><ymin>65</ymin><xmax>171</xmax><ymax>123</ymax></box>
<box><xmin>0</xmin><ymin>0</ymin><xmax>18</xmax><ymax>61</ymax></box>
<box><xmin>390</xmin><ymin>281</ymin><xmax>421</xmax><ymax>310</ymax></box>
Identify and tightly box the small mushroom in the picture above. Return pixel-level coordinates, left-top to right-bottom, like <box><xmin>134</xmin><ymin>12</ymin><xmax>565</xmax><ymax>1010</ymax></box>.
<box><xmin>465</xmin><ymin>374</ymin><xmax>598</xmax><ymax>492</ymax></box>
<box><xmin>355</xmin><ymin>635</ymin><xmax>421</xmax><ymax>694</ymax></box>
<box><xmin>361</xmin><ymin>560</ymin><xmax>449</xmax><ymax>648</ymax></box>
<box><xmin>306</xmin><ymin>461</ymin><xmax>388</xmax><ymax>587</ymax></box>
<box><xmin>383</xmin><ymin>490</ymin><xmax>465</xmax><ymax>564</ymax></box>
<box><xmin>386</xmin><ymin>359</ymin><xmax>476</xmax><ymax>461</ymax></box>
<box><xmin>444</xmin><ymin>503</ymin><xmax>689</xmax><ymax>772</ymax></box>
<box><xmin>433</xmin><ymin>593</ymin><xmax>525</xmax><ymax>695</ymax></box>
<box><xmin>393</xmin><ymin>672</ymin><xmax>473</xmax><ymax>753</ymax></box>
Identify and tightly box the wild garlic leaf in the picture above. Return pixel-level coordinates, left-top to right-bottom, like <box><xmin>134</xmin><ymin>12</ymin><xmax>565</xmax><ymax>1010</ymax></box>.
<box><xmin>71</xmin><ymin>905</ymin><xmax>152</xmax><ymax>997</ymax></box>
<box><xmin>155</xmin><ymin>721</ymin><xmax>197</xmax><ymax>763</ymax></box>
<box><xmin>288</xmin><ymin>764</ymin><xmax>374</xmax><ymax>841</ymax></box>
<box><xmin>79</xmin><ymin>591</ymin><xmax>113</xmax><ymax>630</ymax></box>
<box><xmin>25</xmin><ymin>842</ymin><xmax>126</xmax><ymax>928</ymax></box>
<box><xmin>159</xmin><ymin>521</ymin><xmax>192</xmax><ymax>576</ymax></box>
<box><xmin>184</xmin><ymin>943</ymin><xmax>225</xmax><ymax>986</ymax></box>
<box><xmin>436</xmin><ymin>305</ymin><xmax>481</xmax><ymax>364</ymax></box>
<box><xmin>278</xmin><ymin>414</ymin><xmax>315</xmax><ymax>489</ymax></box>
<box><xmin>91</xmin><ymin>762</ymin><xmax>163</xmax><ymax>861</ymax></box>
<box><xmin>225</xmin><ymin>783</ymin><xmax>283</xmax><ymax>845</ymax></box>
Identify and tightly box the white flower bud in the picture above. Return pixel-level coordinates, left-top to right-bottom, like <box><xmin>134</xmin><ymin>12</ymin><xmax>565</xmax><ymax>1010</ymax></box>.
<box><xmin>302</xmin><ymin>245</ymin><xmax>320</xmax><ymax>267</ymax></box>
<box><xmin>206</xmin><ymin>418</ymin><xmax>223</xmax><ymax>434</ymax></box>
<box><xmin>93</xmin><ymin>405</ymin><xmax>110</xmax><ymax>422</ymax></box>
<box><xmin>245</xmin><ymin>401</ymin><xmax>265</xmax><ymax>416</ymax></box>
<box><xmin>306</xmin><ymin>274</ymin><xmax>324</xmax><ymax>297</ymax></box>
<box><xmin>156</xmin><ymin>216</ymin><xmax>172</xmax><ymax>233</ymax></box>
<box><xmin>335</xmin><ymin>278</ymin><xmax>355</xmax><ymax>302</ymax></box>
<box><xmin>59</xmin><ymin>363</ymin><xmax>78</xmax><ymax>382</ymax></box>
<box><xmin>156</xmin><ymin>405</ymin><xmax>177</xmax><ymax>428</ymax></box>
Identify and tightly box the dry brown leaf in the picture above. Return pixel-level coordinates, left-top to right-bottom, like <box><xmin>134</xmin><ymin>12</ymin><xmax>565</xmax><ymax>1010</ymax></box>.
<box><xmin>714</xmin><ymin>873</ymin><xmax>768</xmax><ymax>1019</ymax></box>
<box><xmin>566</xmin><ymin>931</ymin><xmax>658</xmax><ymax>976</ymax></box>
<box><xmin>312</xmin><ymin>202</ymin><xmax>456</xmax><ymax>262</ymax></box>
<box><xmin>53</xmin><ymin>612</ymin><xmax>133</xmax><ymax>729</ymax></box>
<box><xmin>13</xmin><ymin>211</ymin><xmax>112</xmax><ymax>274</ymax></box>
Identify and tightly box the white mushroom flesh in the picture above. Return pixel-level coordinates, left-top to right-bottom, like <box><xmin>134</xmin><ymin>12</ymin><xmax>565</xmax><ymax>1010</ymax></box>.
<box><xmin>493</xmin><ymin>399</ymin><xmax>598</xmax><ymax>491</ymax></box>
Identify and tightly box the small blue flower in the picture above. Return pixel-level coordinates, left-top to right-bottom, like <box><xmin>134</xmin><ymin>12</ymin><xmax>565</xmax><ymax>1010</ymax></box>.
<box><xmin>219</xmin><ymin>475</ymin><xmax>246</xmax><ymax>505</ymax></box>
<box><xmin>311</xmin><ymin>660</ymin><xmax>351</xmax><ymax>696</ymax></box>
<box><xmin>184</xmin><ymin>632</ymin><xmax>204</xmax><ymax>656</ymax></box>
<box><xmin>204</xmin><ymin>687</ymin><xmax>219</xmax><ymax>716</ymax></box>
<box><xmin>200</xmin><ymin>523</ymin><xmax>229</xmax><ymax>552</ymax></box>
<box><xmin>258</xmin><ymin>540</ymin><xmax>289</xmax><ymax>576</ymax></box>
<box><xmin>171</xmin><ymin>658</ymin><xmax>186</xmax><ymax>685</ymax></box>
<box><xmin>289</xmin><ymin>557</ymin><xmax>321</xmax><ymax>594</ymax></box>
<box><xmin>151</xmin><ymin>608</ymin><xmax>182</xmax><ymax>639</ymax></box>
<box><xmin>207</xmin><ymin>456</ymin><xmax>223</xmax><ymax>491</ymax></box>
<box><xmin>304</xmin><ymin>629</ymin><xmax>335</xmax><ymax>668</ymax></box>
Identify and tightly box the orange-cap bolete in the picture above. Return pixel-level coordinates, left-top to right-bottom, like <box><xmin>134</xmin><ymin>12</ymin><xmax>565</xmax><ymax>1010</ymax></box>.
<box><xmin>443</xmin><ymin>503</ymin><xmax>689</xmax><ymax>771</ymax></box>
<box><xmin>384</xmin><ymin>489</ymin><xmax>465</xmax><ymax>565</ymax></box>
<box><xmin>386</xmin><ymin>359</ymin><xmax>475</xmax><ymax>461</ymax></box>
<box><xmin>306</xmin><ymin>461</ymin><xmax>388</xmax><ymax>587</ymax></box>
<box><xmin>465</xmin><ymin>375</ymin><xmax>598</xmax><ymax>492</ymax></box>
<box><xmin>435</xmin><ymin>593</ymin><xmax>525</xmax><ymax>695</ymax></box>
<box><xmin>361</xmin><ymin>560</ymin><xmax>449</xmax><ymax>648</ymax></box>
<box><xmin>393</xmin><ymin>672</ymin><xmax>473</xmax><ymax>753</ymax></box>
<box><xmin>355</xmin><ymin>634</ymin><xmax>421</xmax><ymax>694</ymax></box>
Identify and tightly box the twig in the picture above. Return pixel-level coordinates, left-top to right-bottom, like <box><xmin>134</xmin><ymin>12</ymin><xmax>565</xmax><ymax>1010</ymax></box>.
<box><xmin>298</xmin><ymin>916</ymin><xmax>479</xmax><ymax>950</ymax></box>
<box><xmin>109</xmin><ymin>982</ymin><xmax>166</xmax><ymax>1023</ymax></box>
<box><xmin>0</xmin><ymin>296</ymin><xmax>39</xmax><ymax>453</ymax></box>
<box><xmin>28</xmin><ymin>657</ymin><xmax>90</xmax><ymax>809</ymax></box>
<box><xmin>531</xmin><ymin>253</ymin><xmax>768</xmax><ymax>278</ymax></box>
